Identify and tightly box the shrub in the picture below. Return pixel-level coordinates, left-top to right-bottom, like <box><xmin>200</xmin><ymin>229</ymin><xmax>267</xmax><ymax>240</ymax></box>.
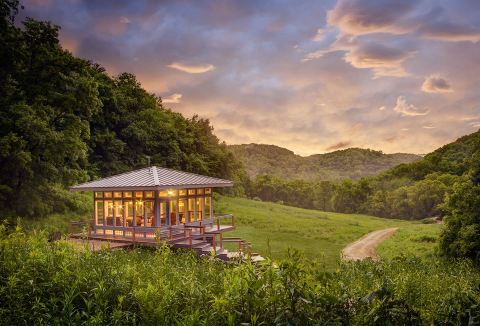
<box><xmin>0</xmin><ymin>226</ymin><xmax>479</xmax><ymax>325</ymax></box>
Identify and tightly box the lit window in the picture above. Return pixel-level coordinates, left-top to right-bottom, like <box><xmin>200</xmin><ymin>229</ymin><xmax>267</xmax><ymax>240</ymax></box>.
<box><xmin>188</xmin><ymin>189</ymin><xmax>196</xmax><ymax>195</ymax></box>
<box><xmin>167</xmin><ymin>189</ymin><xmax>177</xmax><ymax>197</ymax></box>
<box><xmin>159</xmin><ymin>190</ymin><xmax>168</xmax><ymax>197</ymax></box>
<box><xmin>205</xmin><ymin>188</ymin><xmax>211</xmax><ymax>194</ymax></box>
<box><xmin>205</xmin><ymin>197</ymin><xmax>212</xmax><ymax>218</ymax></box>
<box><xmin>123</xmin><ymin>192</ymin><xmax>132</xmax><ymax>198</ymax></box>
<box><xmin>114</xmin><ymin>192</ymin><xmax>122</xmax><ymax>198</ymax></box>
<box><xmin>95</xmin><ymin>192</ymin><xmax>103</xmax><ymax>198</ymax></box>
<box><xmin>104</xmin><ymin>192</ymin><xmax>112</xmax><ymax>198</ymax></box>
<box><xmin>135</xmin><ymin>191</ymin><xmax>143</xmax><ymax>198</ymax></box>
<box><xmin>145</xmin><ymin>191</ymin><xmax>154</xmax><ymax>198</ymax></box>
<box><xmin>179</xmin><ymin>189</ymin><xmax>187</xmax><ymax>196</ymax></box>
<box><xmin>197</xmin><ymin>188</ymin><xmax>204</xmax><ymax>195</ymax></box>
<box><xmin>95</xmin><ymin>201</ymin><xmax>104</xmax><ymax>225</ymax></box>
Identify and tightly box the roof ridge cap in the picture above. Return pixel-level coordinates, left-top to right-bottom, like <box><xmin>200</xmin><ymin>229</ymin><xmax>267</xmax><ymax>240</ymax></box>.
<box><xmin>151</xmin><ymin>166</ymin><xmax>160</xmax><ymax>186</ymax></box>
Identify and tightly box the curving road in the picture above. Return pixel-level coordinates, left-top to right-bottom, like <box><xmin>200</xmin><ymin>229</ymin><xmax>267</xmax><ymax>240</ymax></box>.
<box><xmin>342</xmin><ymin>227</ymin><xmax>398</xmax><ymax>261</ymax></box>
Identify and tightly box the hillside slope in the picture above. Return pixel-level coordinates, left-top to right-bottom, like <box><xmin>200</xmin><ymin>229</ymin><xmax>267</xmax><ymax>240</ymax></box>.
<box><xmin>215</xmin><ymin>196</ymin><xmax>435</xmax><ymax>267</ymax></box>
<box><xmin>382</xmin><ymin>129</ymin><xmax>480</xmax><ymax>180</ymax></box>
<box><xmin>229</xmin><ymin>144</ymin><xmax>421</xmax><ymax>181</ymax></box>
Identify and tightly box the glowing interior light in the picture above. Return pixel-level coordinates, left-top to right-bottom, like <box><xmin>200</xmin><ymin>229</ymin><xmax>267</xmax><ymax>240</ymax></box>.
<box><xmin>167</xmin><ymin>189</ymin><xmax>174</xmax><ymax>196</ymax></box>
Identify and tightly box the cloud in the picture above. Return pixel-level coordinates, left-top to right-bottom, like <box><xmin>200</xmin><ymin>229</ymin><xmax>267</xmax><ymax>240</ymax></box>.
<box><xmin>325</xmin><ymin>141</ymin><xmax>352</xmax><ymax>151</ymax></box>
<box><xmin>119</xmin><ymin>16</ymin><xmax>130</xmax><ymax>24</ymax></box>
<box><xmin>162</xmin><ymin>93</ymin><xmax>182</xmax><ymax>104</ymax></box>
<box><xmin>167</xmin><ymin>62</ymin><xmax>215</xmax><ymax>74</ymax></box>
<box><xmin>420</xmin><ymin>21</ymin><xmax>480</xmax><ymax>42</ymax></box>
<box><xmin>422</xmin><ymin>125</ymin><xmax>435</xmax><ymax>129</ymax></box>
<box><xmin>312</xmin><ymin>28</ymin><xmax>327</xmax><ymax>41</ymax></box>
<box><xmin>393</xmin><ymin>96</ymin><xmax>429</xmax><ymax>116</ymax></box>
<box><xmin>327</xmin><ymin>0</ymin><xmax>480</xmax><ymax>43</ymax></box>
<box><xmin>421</xmin><ymin>76</ymin><xmax>453</xmax><ymax>93</ymax></box>
<box><xmin>327</xmin><ymin>0</ymin><xmax>418</xmax><ymax>35</ymax></box>
<box><xmin>378</xmin><ymin>106</ymin><xmax>386</xmax><ymax>111</ymax></box>
<box><xmin>93</xmin><ymin>16</ymin><xmax>132</xmax><ymax>36</ymax></box>
<box><xmin>344</xmin><ymin>42</ymin><xmax>413</xmax><ymax>77</ymax></box>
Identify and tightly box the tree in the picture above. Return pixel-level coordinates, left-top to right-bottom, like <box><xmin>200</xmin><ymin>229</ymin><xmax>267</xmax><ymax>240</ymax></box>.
<box><xmin>439</xmin><ymin>177</ymin><xmax>480</xmax><ymax>261</ymax></box>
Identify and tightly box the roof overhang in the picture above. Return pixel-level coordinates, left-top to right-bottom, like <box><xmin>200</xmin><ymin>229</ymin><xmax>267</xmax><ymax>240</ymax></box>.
<box><xmin>70</xmin><ymin>183</ymin><xmax>234</xmax><ymax>192</ymax></box>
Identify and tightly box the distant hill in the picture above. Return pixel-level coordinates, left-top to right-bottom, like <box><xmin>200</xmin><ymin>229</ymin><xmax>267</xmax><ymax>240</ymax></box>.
<box><xmin>383</xmin><ymin>129</ymin><xmax>480</xmax><ymax>180</ymax></box>
<box><xmin>228</xmin><ymin>144</ymin><xmax>421</xmax><ymax>181</ymax></box>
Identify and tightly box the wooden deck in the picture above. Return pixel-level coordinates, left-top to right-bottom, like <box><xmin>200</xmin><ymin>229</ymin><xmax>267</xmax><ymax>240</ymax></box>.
<box><xmin>70</xmin><ymin>218</ymin><xmax>264</xmax><ymax>262</ymax></box>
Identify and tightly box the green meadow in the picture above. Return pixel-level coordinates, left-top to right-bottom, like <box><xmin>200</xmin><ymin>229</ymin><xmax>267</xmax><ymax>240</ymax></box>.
<box><xmin>215</xmin><ymin>196</ymin><xmax>440</xmax><ymax>267</ymax></box>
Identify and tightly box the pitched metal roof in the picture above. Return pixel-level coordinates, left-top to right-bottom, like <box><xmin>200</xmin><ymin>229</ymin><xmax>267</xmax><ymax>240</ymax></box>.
<box><xmin>70</xmin><ymin>166</ymin><xmax>233</xmax><ymax>191</ymax></box>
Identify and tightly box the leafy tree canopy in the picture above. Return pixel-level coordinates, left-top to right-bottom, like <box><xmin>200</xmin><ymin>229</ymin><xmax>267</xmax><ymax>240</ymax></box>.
<box><xmin>0</xmin><ymin>1</ymin><xmax>243</xmax><ymax>216</ymax></box>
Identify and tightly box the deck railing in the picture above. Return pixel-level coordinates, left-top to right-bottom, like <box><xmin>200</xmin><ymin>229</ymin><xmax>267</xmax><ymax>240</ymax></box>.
<box><xmin>70</xmin><ymin>214</ymin><xmax>236</xmax><ymax>251</ymax></box>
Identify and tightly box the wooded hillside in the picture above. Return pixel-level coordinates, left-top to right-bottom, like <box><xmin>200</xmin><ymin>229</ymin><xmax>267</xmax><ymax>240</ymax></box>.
<box><xmin>229</xmin><ymin>144</ymin><xmax>421</xmax><ymax>181</ymax></box>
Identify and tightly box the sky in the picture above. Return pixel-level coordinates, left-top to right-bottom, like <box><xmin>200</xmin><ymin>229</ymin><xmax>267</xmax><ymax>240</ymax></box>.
<box><xmin>19</xmin><ymin>0</ymin><xmax>480</xmax><ymax>155</ymax></box>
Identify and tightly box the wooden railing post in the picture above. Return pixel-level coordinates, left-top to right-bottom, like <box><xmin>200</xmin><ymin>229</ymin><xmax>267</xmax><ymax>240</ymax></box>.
<box><xmin>213</xmin><ymin>235</ymin><xmax>217</xmax><ymax>255</ymax></box>
<box><xmin>216</xmin><ymin>218</ymin><xmax>220</xmax><ymax>231</ymax></box>
<box><xmin>188</xmin><ymin>229</ymin><xmax>192</xmax><ymax>246</ymax></box>
<box><xmin>219</xmin><ymin>233</ymin><xmax>223</xmax><ymax>249</ymax></box>
<box><xmin>132</xmin><ymin>227</ymin><xmax>136</xmax><ymax>244</ymax></box>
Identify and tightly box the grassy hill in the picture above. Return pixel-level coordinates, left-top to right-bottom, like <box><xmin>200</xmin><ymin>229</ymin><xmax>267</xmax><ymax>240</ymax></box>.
<box><xmin>215</xmin><ymin>196</ymin><xmax>439</xmax><ymax>268</ymax></box>
<box><xmin>229</xmin><ymin>144</ymin><xmax>421</xmax><ymax>181</ymax></box>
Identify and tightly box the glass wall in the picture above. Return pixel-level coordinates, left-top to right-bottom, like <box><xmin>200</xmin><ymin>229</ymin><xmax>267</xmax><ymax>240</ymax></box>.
<box><xmin>114</xmin><ymin>200</ymin><xmax>123</xmax><ymax>226</ymax></box>
<box><xmin>93</xmin><ymin>188</ymin><xmax>214</xmax><ymax>228</ymax></box>
<box><xmin>145</xmin><ymin>201</ymin><xmax>154</xmax><ymax>227</ymax></box>
<box><xmin>205</xmin><ymin>197</ymin><xmax>212</xmax><ymax>219</ymax></box>
<box><xmin>196</xmin><ymin>197</ymin><xmax>204</xmax><ymax>221</ymax></box>
<box><xmin>125</xmin><ymin>201</ymin><xmax>134</xmax><ymax>227</ymax></box>
<box><xmin>187</xmin><ymin>198</ymin><xmax>195</xmax><ymax>222</ymax></box>
<box><xmin>105</xmin><ymin>200</ymin><xmax>114</xmax><ymax>226</ymax></box>
<box><xmin>160</xmin><ymin>202</ymin><xmax>167</xmax><ymax>226</ymax></box>
<box><xmin>170</xmin><ymin>200</ymin><xmax>177</xmax><ymax>225</ymax></box>
<box><xmin>179</xmin><ymin>199</ymin><xmax>186</xmax><ymax>224</ymax></box>
<box><xmin>95</xmin><ymin>201</ymin><xmax>104</xmax><ymax>225</ymax></box>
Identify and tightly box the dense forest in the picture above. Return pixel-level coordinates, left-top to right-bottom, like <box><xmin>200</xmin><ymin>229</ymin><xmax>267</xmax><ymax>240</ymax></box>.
<box><xmin>0</xmin><ymin>1</ymin><xmax>243</xmax><ymax>217</ymax></box>
<box><xmin>229</xmin><ymin>144</ymin><xmax>421</xmax><ymax>181</ymax></box>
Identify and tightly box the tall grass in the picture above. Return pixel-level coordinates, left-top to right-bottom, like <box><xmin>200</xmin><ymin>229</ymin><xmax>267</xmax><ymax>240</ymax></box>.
<box><xmin>1</xmin><ymin>223</ymin><xmax>480</xmax><ymax>325</ymax></box>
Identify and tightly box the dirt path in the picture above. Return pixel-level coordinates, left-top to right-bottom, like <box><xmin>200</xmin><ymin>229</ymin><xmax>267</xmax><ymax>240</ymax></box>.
<box><xmin>342</xmin><ymin>227</ymin><xmax>398</xmax><ymax>261</ymax></box>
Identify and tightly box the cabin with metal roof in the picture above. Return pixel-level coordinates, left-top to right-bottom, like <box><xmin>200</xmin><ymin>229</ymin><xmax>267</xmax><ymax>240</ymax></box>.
<box><xmin>69</xmin><ymin>166</ymin><xmax>261</xmax><ymax>261</ymax></box>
